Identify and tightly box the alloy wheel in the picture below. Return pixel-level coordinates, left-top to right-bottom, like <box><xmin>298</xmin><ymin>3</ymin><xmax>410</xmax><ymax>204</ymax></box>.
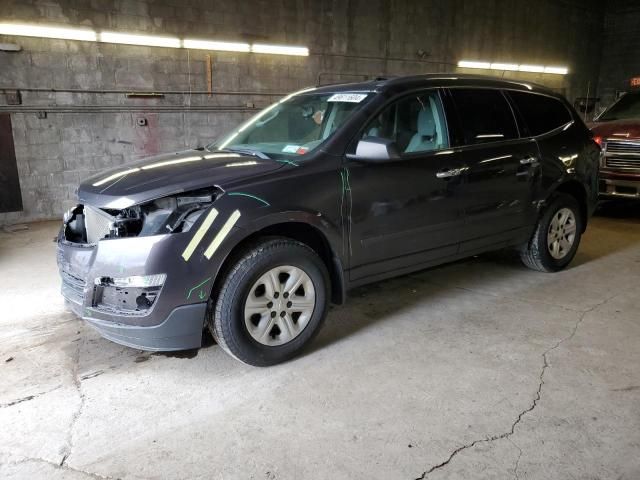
<box><xmin>243</xmin><ymin>265</ymin><xmax>316</xmax><ymax>346</ymax></box>
<box><xmin>547</xmin><ymin>207</ymin><xmax>577</xmax><ymax>260</ymax></box>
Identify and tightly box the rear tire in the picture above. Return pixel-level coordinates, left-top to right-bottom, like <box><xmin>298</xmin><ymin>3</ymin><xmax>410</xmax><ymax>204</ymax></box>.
<box><xmin>209</xmin><ymin>237</ymin><xmax>330</xmax><ymax>366</ymax></box>
<box><xmin>520</xmin><ymin>193</ymin><xmax>583</xmax><ymax>272</ymax></box>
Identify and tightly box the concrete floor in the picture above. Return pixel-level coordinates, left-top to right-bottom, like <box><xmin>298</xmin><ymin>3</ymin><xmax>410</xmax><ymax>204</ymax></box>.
<box><xmin>1</xmin><ymin>204</ymin><xmax>639</xmax><ymax>480</ymax></box>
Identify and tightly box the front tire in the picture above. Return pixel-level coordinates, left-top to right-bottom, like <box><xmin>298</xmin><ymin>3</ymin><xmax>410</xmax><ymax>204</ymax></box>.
<box><xmin>520</xmin><ymin>193</ymin><xmax>583</xmax><ymax>272</ymax></box>
<box><xmin>209</xmin><ymin>237</ymin><xmax>330</xmax><ymax>366</ymax></box>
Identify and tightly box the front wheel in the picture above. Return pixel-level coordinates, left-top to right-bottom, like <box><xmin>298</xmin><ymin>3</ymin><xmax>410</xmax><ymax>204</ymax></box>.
<box><xmin>209</xmin><ymin>237</ymin><xmax>330</xmax><ymax>366</ymax></box>
<box><xmin>520</xmin><ymin>193</ymin><xmax>583</xmax><ymax>272</ymax></box>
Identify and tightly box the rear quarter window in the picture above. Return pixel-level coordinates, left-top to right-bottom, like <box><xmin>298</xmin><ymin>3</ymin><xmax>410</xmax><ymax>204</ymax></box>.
<box><xmin>508</xmin><ymin>91</ymin><xmax>572</xmax><ymax>136</ymax></box>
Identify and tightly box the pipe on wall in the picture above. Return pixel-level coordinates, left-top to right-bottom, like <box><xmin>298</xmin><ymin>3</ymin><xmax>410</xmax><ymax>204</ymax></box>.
<box><xmin>0</xmin><ymin>87</ymin><xmax>287</xmax><ymax>96</ymax></box>
<box><xmin>0</xmin><ymin>105</ymin><xmax>261</xmax><ymax>113</ymax></box>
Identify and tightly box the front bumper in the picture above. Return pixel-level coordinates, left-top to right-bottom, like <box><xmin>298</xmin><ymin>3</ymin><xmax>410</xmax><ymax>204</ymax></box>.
<box><xmin>76</xmin><ymin>302</ymin><xmax>208</xmax><ymax>351</ymax></box>
<box><xmin>56</xmin><ymin>221</ymin><xmax>243</xmax><ymax>351</ymax></box>
<box><xmin>599</xmin><ymin>170</ymin><xmax>640</xmax><ymax>199</ymax></box>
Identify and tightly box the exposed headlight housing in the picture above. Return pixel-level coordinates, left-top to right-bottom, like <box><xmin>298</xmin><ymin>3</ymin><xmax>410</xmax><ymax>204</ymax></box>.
<box><xmin>63</xmin><ymin>187</ymin><xmax>221</xmax><ymax>244</ymax></box>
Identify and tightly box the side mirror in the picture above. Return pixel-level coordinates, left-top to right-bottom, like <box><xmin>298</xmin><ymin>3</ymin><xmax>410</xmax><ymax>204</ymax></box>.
<box><xmin>346</xmin><ymin>137</ymin><xmax>401</xmax><ymax>163</ymax></box>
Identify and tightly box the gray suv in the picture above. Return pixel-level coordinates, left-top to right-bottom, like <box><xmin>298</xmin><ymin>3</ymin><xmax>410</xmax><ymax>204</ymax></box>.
<box><xmin>57</xmin><ymin>75</ymin><xmax>600</xmax><ymax>365</ymax></box>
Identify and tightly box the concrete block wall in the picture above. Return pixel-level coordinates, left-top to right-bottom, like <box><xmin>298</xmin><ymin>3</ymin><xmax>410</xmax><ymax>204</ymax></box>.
<box><xmin>597</xmin><ymin>1</ymin><xmax>640</xmax><ymax>109</ymax></box>
<box><xmin>0</xmin><ymin>0</ymin><xmax>605</xmax><ymax>223</ymax></box>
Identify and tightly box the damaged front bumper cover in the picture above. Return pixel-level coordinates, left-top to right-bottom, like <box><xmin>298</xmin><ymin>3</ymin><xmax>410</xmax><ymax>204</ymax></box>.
<box><xmin>76</xmin><ymin>303</ymin><xmax>207</xmax><ymax>351</ymax></box>
<box><xmin>56</xmin><ymin>225</ymin><xmax>234</xmax><ymax>351</ymax></box>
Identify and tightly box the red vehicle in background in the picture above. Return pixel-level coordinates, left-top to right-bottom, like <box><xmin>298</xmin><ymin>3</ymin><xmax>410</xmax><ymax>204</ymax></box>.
<box><xmin>591</xmin><ymin>90</ymin><xmax>640</xmax><ymax>199</ymax></box>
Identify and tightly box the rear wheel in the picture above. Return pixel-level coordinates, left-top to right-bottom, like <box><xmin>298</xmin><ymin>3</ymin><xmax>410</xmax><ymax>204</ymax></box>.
<box><xmin>209</xmin><ymin>237</ymin><xmax>330</xmax><ymax>366</ymax></box>
<box><xmin>520</xmin><ymin>193</ymin><xmax>583</xmax><ymax>272</ymax></box>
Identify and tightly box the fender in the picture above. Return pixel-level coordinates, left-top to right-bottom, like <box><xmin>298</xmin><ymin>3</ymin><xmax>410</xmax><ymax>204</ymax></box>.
<box><xmin>193</xmin><ymin>191</ymin><xmax>346</xmax><ymax>304</ymax></box>
<box><xmin>535</xmin><ymin>136</ymin><xmax>600</xmax><ymax>220</ymax></box>
<box><xmin>239</xmin><ymin>210</ymin><xmax>347</xmax><ymax>304</ymax></box>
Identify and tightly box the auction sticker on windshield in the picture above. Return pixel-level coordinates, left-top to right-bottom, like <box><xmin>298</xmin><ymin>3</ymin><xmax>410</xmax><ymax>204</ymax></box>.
<box><xmin>327</xmin><ymin>93</ymin><xmax>368</xmax><ymax>103</ymax></box>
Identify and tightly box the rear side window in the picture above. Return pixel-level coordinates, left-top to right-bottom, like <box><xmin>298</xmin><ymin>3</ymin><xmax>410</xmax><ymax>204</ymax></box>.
<box><xmin>508</xmin><ymin>91</ymin><xmax>572</xmax><ymax>136</ymax></box>
<box><xmin>449</xmin><ymin>89</ymin><xmax>518</xmax><ymax>145</ymax></box>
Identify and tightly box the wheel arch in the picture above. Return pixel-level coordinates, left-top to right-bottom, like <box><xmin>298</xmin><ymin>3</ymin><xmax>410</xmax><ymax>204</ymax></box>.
<box><xmin>552</xmin><ymin>180</ymin><xmax>589</xmax><ymax>232</ymax></box>
<box><xmin>212</xmin><ymin>219</ymin><xmax>346</xmax><ymax>306</ymax></box>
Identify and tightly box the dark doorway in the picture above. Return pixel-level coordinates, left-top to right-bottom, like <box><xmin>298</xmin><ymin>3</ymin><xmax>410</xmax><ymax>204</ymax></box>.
<box><xmin>0</xmin><ymin>114</ymin><xmax>23</xmax><ymax>213</ymax></box>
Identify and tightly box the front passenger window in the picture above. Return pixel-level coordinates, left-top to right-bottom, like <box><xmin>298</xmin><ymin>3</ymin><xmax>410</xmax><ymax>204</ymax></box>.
<box><xmin>362</xmin><ymin>92</ymin><xmax>449</xmax><ymax>154</ymax></box>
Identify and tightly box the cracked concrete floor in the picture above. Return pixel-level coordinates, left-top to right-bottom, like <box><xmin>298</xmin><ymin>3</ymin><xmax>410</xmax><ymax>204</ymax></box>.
<box><xmin>1</xmin><ymin>204</ymin><xmax>639</xmax><ymax>480</ymax></box>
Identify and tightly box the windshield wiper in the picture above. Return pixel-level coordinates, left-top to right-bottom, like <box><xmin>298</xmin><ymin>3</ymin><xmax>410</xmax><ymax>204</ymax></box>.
<box><xmin>217</xmin><ymin>147</ymin><xmax>270</xmax><ymax>160</ymax></box>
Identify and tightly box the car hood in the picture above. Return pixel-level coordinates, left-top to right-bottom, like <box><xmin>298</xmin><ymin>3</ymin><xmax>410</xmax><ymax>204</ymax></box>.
<box><xmin>77</xmin><ymin>149</ymin><xmax>284</xmax><ymax>209</ymax></box>
<box><xmin>589</xmin><ymin>119</ymin><xmax>640</xmax><ymax>140</ymax></box>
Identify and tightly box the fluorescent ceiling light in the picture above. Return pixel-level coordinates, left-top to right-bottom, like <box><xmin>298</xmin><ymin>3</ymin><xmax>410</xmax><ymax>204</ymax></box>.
<box><xmin>544</xmin><ymin>66</ymin><xmax>569</xmax><ymax>74</ymax></box>
<box><xmin>100</xmin><ymin>31</ymin><xmax>180</xmax><ymax>48</ymax></box>
<box><xmin>183</xmin><ymin>39</ymin><xmax>250</xmax><ymax>52</ymax></box>
<box><xmin>0</xmin><ymin>21</ymin><xmax>309</xmax><ymax>56</ymax></box>
<box><xmin>490</xmin><ymin>63</ymin><xmax>519</xmax><ymax>71</ymax></box>
<box><xmin>458</xmin><ymin>61</ymin><xmax>491</xmax><ymax>69</ymax></box>
<box><xmin>0</xmin><ymin>23</ymin><xmax>97</xmax><ymax>41</ymax></box>
<box><xmin>519</xmin><ymin>64</ymin><xmax>545</xmax><ymax>73</ymax></box>
<box><xmin>458</xmin><ymin>60</ymin><xmax>568</xmax><ymax>75</ymax></box>
<box><xmin>252</xmin><ymin>44</ymin><xmax>309</xmax><ymax>56</ymax></box>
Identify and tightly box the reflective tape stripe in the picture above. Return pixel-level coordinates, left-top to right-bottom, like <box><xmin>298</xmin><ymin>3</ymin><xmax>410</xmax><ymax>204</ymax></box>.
<box><xmin>204</xmin><ymin>210</ymin><xmax>241</xmax><ymax>260</ymax></box>
<box><xmin>181</xmin><ymin>208</ymin><xmax>218</xmax><ymax>262</ymax></box>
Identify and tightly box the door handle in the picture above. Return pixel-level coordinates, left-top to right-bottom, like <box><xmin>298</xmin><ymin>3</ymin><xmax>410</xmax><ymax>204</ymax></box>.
<box><xmin>520</xmin><ymin>156</ymin><xmax>539</xmax><ymax>165</ymax></box>
<box><xmin>436</xmin><ymin>167</ymin><xmax>468</xmax><ymax>179</ymax></box>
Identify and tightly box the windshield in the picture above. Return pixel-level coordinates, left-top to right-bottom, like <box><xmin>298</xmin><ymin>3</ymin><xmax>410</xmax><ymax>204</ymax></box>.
<box><xmin>599</xmin><ymin>92</ymin><xmax>640</xmax><ymax>121</ymax></box>
<box><xmin>208</xmin><ymin>89</ymin><xmax>372</xmax><ymax>159</ymax></box>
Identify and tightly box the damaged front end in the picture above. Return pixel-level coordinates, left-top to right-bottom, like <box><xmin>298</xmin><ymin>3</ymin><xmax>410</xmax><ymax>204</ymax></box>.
<box><xmin>59</xmin><ymin>187</ymin><xmax>222</xmax><ymax>317</ymax></box>
<box><xmin>64</xmin><ymin>187</ymin><xmax>222</xmax><ymax>244</ymax></box>
<box><xmin>54</xmin><ymin>150</ymin><xmax>280</xmax><ymax>352</ymax></box>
